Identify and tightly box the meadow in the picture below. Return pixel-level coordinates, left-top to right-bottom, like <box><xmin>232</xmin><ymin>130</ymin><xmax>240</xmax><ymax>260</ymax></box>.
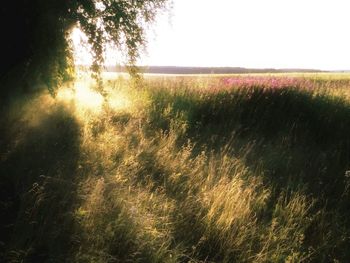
<box><xmin>1</xmin><ymin>72</ymin><xmax>350</xmax><ymax>262</ymax></box>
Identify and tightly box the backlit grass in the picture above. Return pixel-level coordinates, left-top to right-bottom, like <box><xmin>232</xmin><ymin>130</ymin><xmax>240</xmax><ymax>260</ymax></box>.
<box><xmin>1</xmin><ymin>73</ymin><xmax>350</xmax><ymax>262</ymax></box>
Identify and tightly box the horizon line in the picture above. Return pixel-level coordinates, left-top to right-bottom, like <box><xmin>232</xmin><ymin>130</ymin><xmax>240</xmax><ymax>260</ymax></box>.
<box><xmin>75</xmin><ymin>64</ymin><xmax>350</xmax><ymax>72</ymax></box>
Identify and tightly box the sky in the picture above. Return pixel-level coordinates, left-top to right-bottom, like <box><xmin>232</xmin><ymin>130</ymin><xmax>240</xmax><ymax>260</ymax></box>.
<box><xmin>73</xmin><ymin>0</ymin><xmax>350</xmax><ymax>70</ymax></box>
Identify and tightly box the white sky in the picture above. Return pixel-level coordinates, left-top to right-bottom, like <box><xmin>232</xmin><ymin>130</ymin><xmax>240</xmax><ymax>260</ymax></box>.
<box><xmin>140</xmin><ymin>0</ymin><xmax>350</xmax><ymax>70</ymax></box>
<box><xmin>73</xmin><ymin>0</ymin><xmax>350</xmax><ymax>70</ymax></box>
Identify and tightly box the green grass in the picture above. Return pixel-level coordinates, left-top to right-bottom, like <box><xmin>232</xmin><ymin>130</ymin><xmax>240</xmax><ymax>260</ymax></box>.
<box><xmin>1</xmin><ymin>73</ymin><xmax>350</xmax><ymax>262</ymax></box>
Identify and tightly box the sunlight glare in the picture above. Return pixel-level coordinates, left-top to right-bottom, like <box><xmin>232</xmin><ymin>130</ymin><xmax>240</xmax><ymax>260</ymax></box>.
<box><xmin>57</xmin><ymin>82</ymin><xmax>104</xmax><ymax>114</ymax></box>
<box><xmin>107</xmin><ymin>91</ymin><xmax>131</xmax><ymax>111</ymax></box>
<box><xmin>70</xmin><ymin>27</ymin><xmax>93</xmax><ymax>66</ymax></box>
<box><xmin>56</xmin><ymin>86</ymin><xmax>75</xmax><ymax>101</ymax></box>
<box><xmin>75</xmin><ymin>83</ymin><xmax>104</xmax><ymax>112</ymax></box>
<box><xmin>70</xmin><ymin>26</ymin><xmax>119</xmax><ymax>67</ymax></box>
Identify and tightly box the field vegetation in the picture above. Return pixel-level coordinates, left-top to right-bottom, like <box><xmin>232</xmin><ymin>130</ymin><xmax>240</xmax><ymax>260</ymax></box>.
<box><xmin>1</xmin><ymin>73</ymin><xmax>350</xmax><ymax>262</ymax></box>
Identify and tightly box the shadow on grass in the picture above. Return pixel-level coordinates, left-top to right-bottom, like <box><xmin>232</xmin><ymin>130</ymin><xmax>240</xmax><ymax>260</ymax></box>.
<box><xmin>196</xmin><ymin>89</ymin><xmax>350</xmax><ymax>200</ymax></box>
<box><xmin>0</xmin><ymin>104</ymin><xmax>81</xmax><ymax>262</ymax></box>
<box><xmin>149</xmin><ymin>87</ymin><xmax>350</xmax><ymax>199</ymax></box>
<box><xmin>145</xmin><ymin>87</ymin><xmax>350</xmax><ymax>261</ymax></box>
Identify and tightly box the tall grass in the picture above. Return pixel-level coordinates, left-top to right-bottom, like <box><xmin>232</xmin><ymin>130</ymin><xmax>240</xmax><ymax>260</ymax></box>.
<box><xmin>1</xmin><ymin>73</ymin><xmax>350</xmax><ymax>262</ymax></box>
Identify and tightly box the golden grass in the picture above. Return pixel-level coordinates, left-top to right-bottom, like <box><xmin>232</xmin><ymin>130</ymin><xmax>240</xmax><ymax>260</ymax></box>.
<box><xmin>2</xmin><ymin>73</ymin><xmax>350</xmax><ymax>262</ymax></box>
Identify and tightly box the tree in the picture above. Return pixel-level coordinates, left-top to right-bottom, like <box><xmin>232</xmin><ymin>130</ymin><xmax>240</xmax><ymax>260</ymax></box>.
<box><xmin>0</xmin><ymin>0</ymin><xmax>170</xmax><ymax>96</ymax></box>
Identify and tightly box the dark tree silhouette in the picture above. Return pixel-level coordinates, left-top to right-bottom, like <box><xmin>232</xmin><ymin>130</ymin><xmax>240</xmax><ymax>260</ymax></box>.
<box><xmin>0</xmin><ymin>0</ymin><xmax>169</xmax><ymax>95</ymax></box>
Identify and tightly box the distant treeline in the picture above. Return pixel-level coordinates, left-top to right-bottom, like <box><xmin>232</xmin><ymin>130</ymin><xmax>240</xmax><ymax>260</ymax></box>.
<box><xmin>101</xmin><ymin>65</ymin><xmax>328</xmax><ymax>74</ymax></box>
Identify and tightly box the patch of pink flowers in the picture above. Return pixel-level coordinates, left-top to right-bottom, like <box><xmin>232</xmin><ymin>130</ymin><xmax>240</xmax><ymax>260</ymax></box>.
<box><xmin>221</xmin><ymin>76</ymin><xmax>314</xmax><ymax>90</ymax></box>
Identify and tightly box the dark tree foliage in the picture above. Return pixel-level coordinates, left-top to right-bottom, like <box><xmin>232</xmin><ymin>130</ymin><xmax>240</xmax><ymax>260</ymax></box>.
<box><xmin>0</xmin><ymin>0</ymin><xmax>169</xmax><ymax>95</ymax></box>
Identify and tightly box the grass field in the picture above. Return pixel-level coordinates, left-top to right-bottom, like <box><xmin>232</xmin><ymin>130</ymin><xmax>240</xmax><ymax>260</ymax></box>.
<box><xmin>1</xmin><ymin>73</ymin><xmax>350</xmax><ymax>262</ymax></box>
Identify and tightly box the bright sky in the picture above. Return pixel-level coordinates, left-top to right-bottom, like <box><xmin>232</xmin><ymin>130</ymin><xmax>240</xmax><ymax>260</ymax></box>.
<box><xmin>73</xmin><ymin>0</ymin><xmax>350</xmax><ymax>70</ymax></box>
